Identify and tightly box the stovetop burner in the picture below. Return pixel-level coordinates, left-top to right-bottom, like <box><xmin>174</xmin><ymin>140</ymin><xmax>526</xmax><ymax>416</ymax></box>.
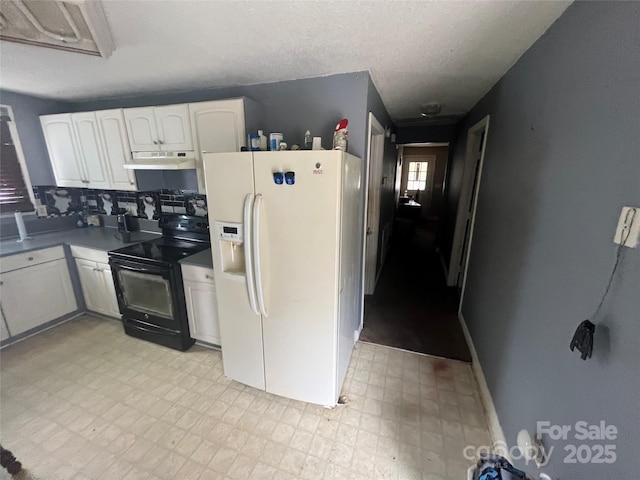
<box><xmin>111</xmin><ymin>237</ymin><xmax>209</xmax><ymax>264</ymax></box>
<box><xmin>109</xmin><ymin>214</ymin><xmax>210</xmax><ymax>266</ymax></box>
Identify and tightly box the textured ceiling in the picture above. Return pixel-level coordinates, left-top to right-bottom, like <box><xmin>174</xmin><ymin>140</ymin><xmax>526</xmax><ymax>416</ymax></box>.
<box><xmin>0</xmin><ymin>0</ymin><xmax>571</xmax><ymax>122</ymax></box>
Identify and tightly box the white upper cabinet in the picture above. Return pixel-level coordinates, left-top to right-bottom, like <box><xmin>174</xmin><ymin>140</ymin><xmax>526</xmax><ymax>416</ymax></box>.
<box><xmin>41</xmin><ymin>110</ymin><xmax>137</xmax><ymax>191</ymax></box>
<box><xmin>95</xmin><ymin>109</ymin><xmax>137</xmax><ymax>191</ymax></box>
<box><xmin>155</xmin><ymin>104</ymin><xmax>192</xmax><ymax>151</ymax></box>
<box><xmin>190</xmin><ymin>99</ymin><xmax>246</xmax><ymax>156</ymax></box>
<box><xmin>40</xmin><ymin>114</ymin><xmax>86</xmax><ymax>187</ymax></box>
<box><xmin>124</xmin><ymin>104</ymin><xmax>192</xmax><ymax>152</ymax></box>
<box><xmin>190</xmin><ymin>99</ymin><xmax>247</xmax><ymax>193</ymax></box>
<box><xmin>72</xmin><ymin>112</ymin><xmax>111</xmax><ymax>190</ymax></box>
<box><xmin>123</xmin><ymin>107</ymin><xmax>157</xmax><ymax>151</ymax></box>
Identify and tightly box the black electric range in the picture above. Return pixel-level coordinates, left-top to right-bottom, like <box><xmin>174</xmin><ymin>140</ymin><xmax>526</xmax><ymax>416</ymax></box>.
<box><xmin>108</xmin><ymin>215</ymin><xmax>210</xmax><ymax>351</ymax></box>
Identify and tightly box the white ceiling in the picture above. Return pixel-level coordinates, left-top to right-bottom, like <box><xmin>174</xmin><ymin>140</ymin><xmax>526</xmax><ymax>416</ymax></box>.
<box><xmin>0</xmin><ymin>0</ymin><xmax>571</xmax><ymax>123</ymax></box>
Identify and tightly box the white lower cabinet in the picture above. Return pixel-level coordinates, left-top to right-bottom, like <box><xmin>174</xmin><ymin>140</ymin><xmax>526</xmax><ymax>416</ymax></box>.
<box><xmin>1</xmin><ymin>308</ymin><xmax>10</xmax><ymax>342</ymax></box>
<box><xmin>71</xmin><ymin>246</ymin><xmax>120</xmax><ymax>318</ymax></box>
<box><xmin>75</xmin><ymin>259</ymin><xmax>120</xmax><ymax>318</ymax></box>
<box><xmin>182</xmin><ymin>264</ymin><xmax>220</xmax><ymax>345</ymax></box>
<box><xmin>0</xmin><ymin>246</ymin><xmax>77</xmax><ymax>337</ymax></box>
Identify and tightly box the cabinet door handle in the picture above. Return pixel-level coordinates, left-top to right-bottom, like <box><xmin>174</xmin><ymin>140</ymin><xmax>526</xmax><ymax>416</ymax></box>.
<box><xmin>158</xmin><ymin>140</ymin><xmax>164</xmax><ymax>145</ymax></box>
<box><xmin>205</xmin><ymin>274</ymin><xmax>212</xmax><ymax>279</ymax></box>
<box><xmin>153</xmin><ymin>140</ymin><xmax>158</xmax><ymax>145</ymax></box>
<box><xmin>27</xmin><ymin>257</ymin><xmax>34</xmax><ymax>261</ymax></box>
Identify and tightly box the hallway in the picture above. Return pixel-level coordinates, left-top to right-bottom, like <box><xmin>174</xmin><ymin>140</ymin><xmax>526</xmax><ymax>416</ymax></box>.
<box><xmin>360</xmin><ymin>222</ymin><xmax>472</xmax><ymax>362</ymax></box>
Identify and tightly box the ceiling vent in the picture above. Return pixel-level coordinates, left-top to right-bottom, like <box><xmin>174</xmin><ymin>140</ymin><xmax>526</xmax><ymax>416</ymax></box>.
<box><xmin>0</xmin><ymin>0</ymin><xmax>114</xmax><ymax>58</ymax></box>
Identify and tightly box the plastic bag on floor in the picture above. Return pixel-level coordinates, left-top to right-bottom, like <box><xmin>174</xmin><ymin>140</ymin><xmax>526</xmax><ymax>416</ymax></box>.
<box><xmin>473</xmin><ymin>453</ymin><xmax>531</xmax><ymax>480</ymax></box>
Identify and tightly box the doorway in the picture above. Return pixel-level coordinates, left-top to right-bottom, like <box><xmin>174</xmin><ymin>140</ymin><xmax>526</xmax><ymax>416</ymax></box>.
<box><xmin>360</xmin><ymin>142</ymin><xmax>473</xmax><ymax>361</ymax></box>
<box><xmin>363</xmin><ymin>112</ymin><xmax>385</xmax><ymax>296</ymax></box>
<box><xmin>448</xmin><ymin>116</ymin><xmax>490</xmax><ymax>290</ymax></box>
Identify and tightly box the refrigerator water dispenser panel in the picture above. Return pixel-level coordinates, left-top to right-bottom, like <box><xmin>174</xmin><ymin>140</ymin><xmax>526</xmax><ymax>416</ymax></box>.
<box><xmin>215</xmin><ymin>221</ymin><xmax>246</xmax><ymax>275</ymax></box>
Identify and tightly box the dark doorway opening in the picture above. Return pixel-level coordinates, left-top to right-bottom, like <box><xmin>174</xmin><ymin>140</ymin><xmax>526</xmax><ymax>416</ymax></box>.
<box><xmin>360</xmin><ymin>144</ymin><xmax>472</xmax><ymax>362</ymax></box>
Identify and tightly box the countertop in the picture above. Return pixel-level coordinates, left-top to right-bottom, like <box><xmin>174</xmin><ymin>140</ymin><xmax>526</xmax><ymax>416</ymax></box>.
<box><xmin>0</xmin><ymin>227</ymin><xmax>160</xmax><ymax>256</ymax></box>
<box><xmin>179</xmin><ymin>248</ymin><xmax>213</xmax><ymax>269</ymax></box>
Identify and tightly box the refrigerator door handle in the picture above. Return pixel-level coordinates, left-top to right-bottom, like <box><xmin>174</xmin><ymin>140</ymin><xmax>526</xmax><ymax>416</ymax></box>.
<box><xmin>243</xmin><ymin>193</ymin><xmax>260</xmax><ymax>316</ymax></box>
<box><xmin>253</xmin><ymin>194</ymin><xmax>268</xmax><ymax>317</ymax></box>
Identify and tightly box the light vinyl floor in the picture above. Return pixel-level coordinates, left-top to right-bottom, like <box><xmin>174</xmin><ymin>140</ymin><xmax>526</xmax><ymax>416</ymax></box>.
<box><xmin>0</xmin><ymin>315</ymin><xmax>490</xmax><ymax>480</ymax></box>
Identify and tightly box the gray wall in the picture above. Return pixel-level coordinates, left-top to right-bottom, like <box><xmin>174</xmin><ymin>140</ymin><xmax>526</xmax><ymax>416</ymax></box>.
<box><xmin>451</xmin><ymin>2</ymin><xmax>640</xmax><ymax>478</ymax></box>
<box><xmin>0</xmin><ymin>90</ymin><xmax>71</xmax><ymax>186</ymax></box>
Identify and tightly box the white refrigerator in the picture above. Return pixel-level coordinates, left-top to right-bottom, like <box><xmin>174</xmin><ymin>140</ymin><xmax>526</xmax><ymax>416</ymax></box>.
<box><xmin>203</xmin><ymin>150</ymin><xmax>362</xmax><ymax>406</ymax></box>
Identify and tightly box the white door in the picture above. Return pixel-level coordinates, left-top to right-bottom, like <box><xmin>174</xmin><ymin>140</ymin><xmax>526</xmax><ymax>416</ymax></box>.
<box><xmin>155</xmin><ymin>104</ymin><xmax>192</xmax><ymax>151</ymax></box>
<box><xmin>72</xmin><ymin>112</ymin><xmax>111</xmax><ymax>190</ymax></box>
<box><xmin>363</xmin><ymin>112</ymin><xmax>385</xmax><ymax>295</ymax></box>
<box><xmin>40</xmin><ymin>114</ymin><xmax>85</xmax><ymax>187</ymax></box>
<box><xmin>184</xmin><ymin>280</ymin><xmax>221</xmax><ymax>345</ymax></box>
<box><xmin>1</xmin><ymin>259</ymin><xmax>77</xmax><ymax>336</ymax></box>
<box><xmin>123</xmin><ymin>107</ymin><xmax>159</xmax><ymax>151</ymax></box>
<box><xmin>253</xmin><ymin>151</ymin><xmax>342</xmax><ymax>406</ymax></box>
<box><xmin>96</xmin><ymin>109</ymin><xmax>137</xmax><ymax>191</ymax></box>
<box><xmin>76</xmin><ymin>258</ymin><xmax>104</xmax><ymax>314</ymax></box>
<box><xmin>191</xmin><ymin>99</ymin><xmax>246</xmax><ymax>193</ymax></box>
<box><xmin>98</xmin><ymin>262</ymin><xmax>121</xmax><ymax>318</ymax></box>
<box><xmin>203</xmin><ymin>152</ymin><xmax>265</xmax><ymax>391</ymax></box>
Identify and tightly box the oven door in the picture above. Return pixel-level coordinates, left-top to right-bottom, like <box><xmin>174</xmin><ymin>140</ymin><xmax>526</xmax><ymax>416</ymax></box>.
<box><xmin>110</xmin><ymin>259</ymin><xmax>179</xmax><ymax>331</ymax></box>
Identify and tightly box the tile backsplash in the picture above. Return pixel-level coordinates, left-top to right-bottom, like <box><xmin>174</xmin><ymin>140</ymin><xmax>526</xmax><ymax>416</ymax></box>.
<box><xmin>33</xmin><ymin>187</ymin><xmax>207</xmax><ymax>219</ymax></box>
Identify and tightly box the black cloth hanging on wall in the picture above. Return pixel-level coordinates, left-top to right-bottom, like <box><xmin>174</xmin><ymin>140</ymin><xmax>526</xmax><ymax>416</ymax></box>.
<box><xmin>570</xmin><ymin>320</ymin><xmax>595</xmax><ymax>360</ymax></box>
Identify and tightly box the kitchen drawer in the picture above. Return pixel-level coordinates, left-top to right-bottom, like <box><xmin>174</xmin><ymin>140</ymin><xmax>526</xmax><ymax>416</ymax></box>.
<box><xmin>0</xmin><ymin>245</ymin><xmax>66</xmax><ymax>273</ymax></box>
<box><xmin>70</xmin><ymin>245</ymin><xmax>109</xmax><ymax>264</ymax></box>
<box><xmin>182</xmin><ymin>264</ymin><xmax>215</xmax><ymax>284</ymax></box>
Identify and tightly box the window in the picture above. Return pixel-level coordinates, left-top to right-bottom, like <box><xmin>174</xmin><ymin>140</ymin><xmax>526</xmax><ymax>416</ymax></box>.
<box><xmin>407</xmin><ymin>161</ymin><xmax>428</xmax><ymax>191</ymax></box>
<box><xmin>0</xmin><ymin>106</ymin><xmax>35</xmax><ymax>214</ymax></box>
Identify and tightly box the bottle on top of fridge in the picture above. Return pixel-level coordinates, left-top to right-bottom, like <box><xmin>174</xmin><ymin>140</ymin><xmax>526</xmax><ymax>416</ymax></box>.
<box><xmin>304</xmin><ymin>130</ymin><xmax>312</xmax><ymax>150</ymax></box>
<box><xmin>270</xmin><ymin>133</ymin><xmax>283</xmax><ymax>151</ymax></box>
<box><xmin>258</xmin><ymin>130</ymin><xmax>268</xmax><ymax>151</ymax></box>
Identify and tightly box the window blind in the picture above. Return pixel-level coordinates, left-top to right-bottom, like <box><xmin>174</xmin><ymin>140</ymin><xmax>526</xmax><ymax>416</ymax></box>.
<box><xmin>0</xmin><ymin>110</ymin><xmax>34</xmax><ymax>213</ymax></box>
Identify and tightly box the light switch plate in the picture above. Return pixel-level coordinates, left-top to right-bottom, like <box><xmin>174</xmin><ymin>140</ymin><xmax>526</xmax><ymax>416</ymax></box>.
<box><xmin>614</xmin><ymin>206</ymin><xmax>639</xmax><ymax>248</ymax></box>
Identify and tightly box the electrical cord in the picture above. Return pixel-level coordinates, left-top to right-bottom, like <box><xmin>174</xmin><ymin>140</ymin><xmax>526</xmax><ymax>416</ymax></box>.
<box><xmin>591</xmin><ymin>207</ymin><xmax>636</xmax><ymax>321</ymax></box>
<box><xmin>570</xmin><ymin>207</ymin><xmax>636</xmax><ymax>360</ymax></box>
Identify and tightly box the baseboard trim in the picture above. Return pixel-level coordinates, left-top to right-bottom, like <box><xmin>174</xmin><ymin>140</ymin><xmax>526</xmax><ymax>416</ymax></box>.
<box><xmin>458</xmin><ymin>311</ymin><xmax>510</xmax><ymax>459</ymax></box>
<box><xmin>0</xmin><ymin>310</ymin><xmax>84</xmax><ymax>349</ymax></box>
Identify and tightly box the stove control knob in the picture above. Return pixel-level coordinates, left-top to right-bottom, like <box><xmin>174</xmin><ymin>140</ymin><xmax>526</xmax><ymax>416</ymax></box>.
<box><xmin>144</xmin><ymin>313</ymin><xmax>149</xmax><ymax>320</ymax></box>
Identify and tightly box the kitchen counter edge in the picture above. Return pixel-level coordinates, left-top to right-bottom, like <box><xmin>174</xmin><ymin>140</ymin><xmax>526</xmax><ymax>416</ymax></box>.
<box><xmin>178</xmin><ymin>248</ymin><xmax>213</xmax><ymax>269</ymax></box>
<box><xmin>0</xmin><ymin>228</ymin><xmax>161</xmax><ymax>257</ymax></box>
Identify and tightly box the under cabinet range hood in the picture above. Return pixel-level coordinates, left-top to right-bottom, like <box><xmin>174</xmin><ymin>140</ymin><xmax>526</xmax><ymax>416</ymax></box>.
<box><xmin>124</xmin><ymin>152</ymin><xmax>196</xmax><ymax>170</ymax></box>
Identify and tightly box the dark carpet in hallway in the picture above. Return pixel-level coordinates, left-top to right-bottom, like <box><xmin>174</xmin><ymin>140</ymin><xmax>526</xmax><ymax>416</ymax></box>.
<box><xmin>360</xmin><ymin>222</ymin><xmax>472</xmax><ymax>362</ymax></box>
